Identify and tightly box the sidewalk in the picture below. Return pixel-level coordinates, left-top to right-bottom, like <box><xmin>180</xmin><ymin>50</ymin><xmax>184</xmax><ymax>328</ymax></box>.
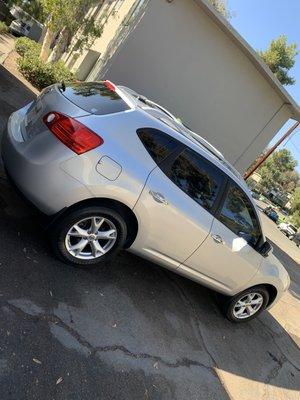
<box><xmin>0</xmin><ymin>33</ymin><xmax>39</xmax><ymax>95</ymax></box>
<box><xmin>0</xmin><ymin>33</ymin><xmax>15</xmax><ymax>64</ymax></box>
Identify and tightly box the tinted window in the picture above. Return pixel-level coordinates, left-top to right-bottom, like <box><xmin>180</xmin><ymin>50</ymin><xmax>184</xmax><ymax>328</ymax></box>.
<box><xmin>165</xmin><ymin>148</ymin><xmax>223</xmax><ymax>211</ymax></box>
<box><xmin>137</xmin><ymin>128</ymin><xmax>179</xmax><ymax>164</ymax></box>
<box><xmin>219</xmin><ymin>183</ymin><xmax>261</xmax><ymax>246</ymax></box>
<box><xmin>60</xmin><ymin>82</ymin><xmax>129</xmax><ymax>115</ymax></box>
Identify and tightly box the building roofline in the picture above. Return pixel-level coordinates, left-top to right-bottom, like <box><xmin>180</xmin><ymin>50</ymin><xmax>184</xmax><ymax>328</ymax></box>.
<box><xmin>195</xmin><ymin>0</ymin><xmax>300</xmax><ymax>121</ymax></box>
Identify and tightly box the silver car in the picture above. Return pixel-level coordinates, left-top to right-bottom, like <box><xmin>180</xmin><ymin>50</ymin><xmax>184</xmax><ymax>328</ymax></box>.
<box><xmin>2</xmin><ymin>81</ymin><xmax>290</xmax><ymax>322</ymax></box>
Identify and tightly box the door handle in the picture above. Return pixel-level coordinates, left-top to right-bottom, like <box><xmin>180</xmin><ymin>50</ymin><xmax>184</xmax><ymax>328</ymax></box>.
<box><xmin>211</xmin><ymin>234</ymin><xmax>224</xmax><ymax>244</ymax></box>
<box><xmin>149</xmin><ymin>190</ymin><xmax>168</xmax><ymax>205</ymax></box>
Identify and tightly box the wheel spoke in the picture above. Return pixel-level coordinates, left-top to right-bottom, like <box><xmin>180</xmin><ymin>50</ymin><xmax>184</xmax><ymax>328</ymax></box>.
<box><xmin>70</xmin><ymin>239</ymin><xmax>88</xmax><ymax>255</ymax></box>
<box><xmin>245</xmin><ymin>306</ymin><xmax>252</xmax><ymax>316</ymax></box>
<box><xmin>235</xmin><ymin>307</ymin><xmax>246</xmax><ymax>316</ymax></box>
<box><xmin>69</xmin><ymin>224</ymin><xmax>89</xmax><ymax>238</ymax></box>
<box><xmin>236</xmin><ymin>299</ymin><xmax>246</xmax><ymax>307</ymax></box>
<box><xmin>91</xmin><ymin>240</ymin><xmax>105</xmax><ymax>257</ymax></box>
<box><xmin>97</xmin><ymin>229</ymin><xmax>117</xmax><ymax>240</ymax></box>
<box><xmin>251</xmin><ymin>298</ymin><xmax>263</xmax><ymax>306</ymax></box>
<box><xmin>91</xmin><ymin>217</ymin><xmax>105</xmax><ymax>234</ymax></box>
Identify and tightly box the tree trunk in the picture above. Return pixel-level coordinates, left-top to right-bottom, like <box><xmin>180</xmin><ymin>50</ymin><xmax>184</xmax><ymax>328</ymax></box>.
<box><xmin>47</xmin><ymin>27</ymin><xmax>70</xmax><ymax>63</ymax></box>
<box><xmin>40</xmin><ymin>27</ymin><xmax>55</xmax><ymax>62</ymax></box>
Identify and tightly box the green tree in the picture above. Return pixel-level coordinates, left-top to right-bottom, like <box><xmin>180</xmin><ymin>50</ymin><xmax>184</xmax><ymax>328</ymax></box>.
<box><xmin>208</xmin><ymin>0</ymin><xmax>231</xmax><ymax>19</ymax></box>
<box><xmin>5</xmin><ymin>0</ymin><xmax>46</xmax><ymax>23</ymax></box>
<box><xmin>257</xmin><ymin>149</ymin><xmax>299</xmax><ymax>195</ymax></box>
<box><xmin>39</xmin><ymin>0</ymin><xmax>103</xmax><ymax>62</ymax></box>
<box><xmin>258</xmin><ymin>35</ymin><xmax>298</xmax><ymax>85</ymax></box>
<box><xmin>291</xmin><ymin>187</ymin><xmax>300</xmax><ymax>227</ymax></box>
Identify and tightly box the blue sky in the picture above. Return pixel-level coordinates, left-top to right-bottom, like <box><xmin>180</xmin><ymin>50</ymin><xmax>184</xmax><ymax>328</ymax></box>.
<box><xmin>228</xmin><ymin>0</ymin><xmax>300</xmax><ymax>170</ymax></box>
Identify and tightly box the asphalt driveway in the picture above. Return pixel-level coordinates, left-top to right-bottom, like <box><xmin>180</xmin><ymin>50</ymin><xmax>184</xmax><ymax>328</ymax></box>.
<box><xmin>0</xmin><ymin>64</ymin><xmax>299</xmax><ymax>400</ymax></box>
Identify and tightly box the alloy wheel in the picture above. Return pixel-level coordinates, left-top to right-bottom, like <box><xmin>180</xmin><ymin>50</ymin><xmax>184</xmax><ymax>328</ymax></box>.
<box><xmin>232</xmin><ymin>292</ymin><xmax>264</xmax><ymax>320</ymax></box>
<box><xmin>65</xmin><ymin>216</ymin><xmax>117</xmax><ymax>260</ymax></box>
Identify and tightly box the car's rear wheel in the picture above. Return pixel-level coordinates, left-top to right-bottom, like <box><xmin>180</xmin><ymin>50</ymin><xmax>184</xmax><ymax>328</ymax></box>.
<box><xmin>222</xmin><ymin>286</ymin><xmax>269</xmax><ymax>322</ymax></box>
<box><xmin>50</xmin><ymin>206</ymin><xmax>127</xmax><ymax>267</ymax></box>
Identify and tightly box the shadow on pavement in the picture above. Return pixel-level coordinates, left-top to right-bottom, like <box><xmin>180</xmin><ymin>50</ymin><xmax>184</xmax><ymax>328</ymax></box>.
<box><xmin>269</xmin><ymin>238</ymin><xmax>300</xmax><ymax>301</ymax></box>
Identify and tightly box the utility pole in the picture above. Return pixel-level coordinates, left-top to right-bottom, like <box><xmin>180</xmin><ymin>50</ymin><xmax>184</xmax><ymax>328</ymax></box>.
<box><xmin>244</xmin><ymin>121</ymin><xmax>300</xmax><ymax>180</ymax></box>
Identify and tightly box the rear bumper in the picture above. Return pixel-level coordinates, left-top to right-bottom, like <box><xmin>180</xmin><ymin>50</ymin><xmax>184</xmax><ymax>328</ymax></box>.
<box><xmin>2</xmin><ymin>107</ymin><xmax>92</xmax><ymax>215</ymax></box>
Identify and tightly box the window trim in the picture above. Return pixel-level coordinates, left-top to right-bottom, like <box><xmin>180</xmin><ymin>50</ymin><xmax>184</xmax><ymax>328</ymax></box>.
<box><xmin>160</xmin><ymin>146</ymin><xmax>228</xmax><ymax>216</ymax></box>
<box><xmin>215</xmin><ymin>178</ymin><xmax>264</xmax><ymax>249</ymax></box>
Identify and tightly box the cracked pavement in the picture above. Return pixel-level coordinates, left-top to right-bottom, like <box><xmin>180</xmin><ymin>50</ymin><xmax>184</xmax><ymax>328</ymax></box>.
<box><xmin>0</xmin><ymin>64</ymin><xmax>299</xmax><ymax>400</ymax></box>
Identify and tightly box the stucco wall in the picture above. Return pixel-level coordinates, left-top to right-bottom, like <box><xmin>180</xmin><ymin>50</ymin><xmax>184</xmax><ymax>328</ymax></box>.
<box><xmin>103</xmin><ymin>0</ymin><xmax>290</xmax><ymax>172</ymax></box>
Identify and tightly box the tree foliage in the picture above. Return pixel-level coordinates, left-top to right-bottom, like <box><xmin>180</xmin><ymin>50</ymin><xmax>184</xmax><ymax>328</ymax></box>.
<box><xmin>291</xmin><ymin>187</ymin><xmax>300</xmax><ymax>227</ymax></box>
<box><xmin>208</xmin><ymin>0</ymin><xmax>232</xmax><ymax>19</ymax></box>
<box><xmin>38</xmin><ymin>0</ymin><xmax>103</xmax><ymax>62</ymax></box>
<box><xmin>5</xmin><ymin>0</ymin><xmax>46</xmax><ymax>23</ymax></box>
<box><xmin>256</xmin><ymin>149</ymin><xmax>299</xmax><ymax>194</ymax></box>
<box><xmin>258</xmin><ymin>35</ymin><xmax>298</xmax><ymax>85</ymax></box>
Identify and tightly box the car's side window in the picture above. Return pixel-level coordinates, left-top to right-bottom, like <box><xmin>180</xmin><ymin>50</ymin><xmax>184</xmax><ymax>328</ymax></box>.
<box><xmin>218</xmin><ymin>183</ymin><xmax>262</xmax><ymax>247</ymax></box>
<box><xmin>164</xmin><ymin>148</ymin><xmax>224</xmax><ymax>212</ymax></box>
<box><xmin>137</xmin><ymin>128</ymin><xmax>179</xmax><ymax>164</ymax></box>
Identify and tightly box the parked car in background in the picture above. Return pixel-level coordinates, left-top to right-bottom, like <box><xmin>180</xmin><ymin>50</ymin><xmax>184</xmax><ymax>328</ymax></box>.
<box><xmin>9</xmin><ymin>6</ymin><xmax>43</xmax><ymax>42</ymax></box>
<box><xmin>292</xmin><ymin>233</ymin><xmax>300</xmax><ymax>247</ymax></box>
<box><xmin>10</xmin><ymin>19</ymin><xmax>30</xmax><ymax>36</ymax></box>
<box><xmin>264</xmin><ymin>207</ymin><xmax>279</xmax><ymax>223</ymax></box>
<box><xmin>2</xmin><ymin>80</ymin><xmax>290</xmax><ymax>323</ymax></box>
<box><xmin>278</xmin><ymin>222</ymin><xmax>298</xmax><ymax>238</ymax></box>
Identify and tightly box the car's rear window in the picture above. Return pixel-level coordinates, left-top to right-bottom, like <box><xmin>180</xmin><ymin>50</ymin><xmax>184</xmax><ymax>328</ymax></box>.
<box><xmin>60</xmin><ymin>82</ymin><xmax>130</xmax><ymax>115</ymax></box>
<box><xmin>137</xmin><ymin>128</ymin><xmax>179</xmax><ymax>164</ymax></box>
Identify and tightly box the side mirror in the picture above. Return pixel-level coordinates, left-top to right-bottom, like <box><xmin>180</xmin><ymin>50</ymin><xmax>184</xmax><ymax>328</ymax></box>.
<box><xmin>259</xmin><ymin>241</ymin><xmax>273</xmax><ymax>257</ymax></box>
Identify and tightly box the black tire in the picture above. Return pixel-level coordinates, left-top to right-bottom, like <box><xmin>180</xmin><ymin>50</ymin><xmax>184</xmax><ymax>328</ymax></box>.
<box><xmin>222</xmin><ymin>286</ymin><xmax>269</xmax><ymax>323</ymax></box>
<box><xmin>50</xmin><ymin>206</ymin><xmax>127</xmax><ymax>268</ymax></box>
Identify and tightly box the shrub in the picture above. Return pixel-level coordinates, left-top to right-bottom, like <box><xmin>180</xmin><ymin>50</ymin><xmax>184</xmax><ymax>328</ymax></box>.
<box><xmin>17</xmin><ymin>51</ymin><xmax>73</xmax><ymax>90</ymax></box>
<box><xmin>0</xmin><ymin>21</ymin><xmax>9</xmax><ymax>34</ymax></box>
<box><xmin>15</xmin><ymin>37</ymin><xmax>41</xmax><ymax>57</ymax></box>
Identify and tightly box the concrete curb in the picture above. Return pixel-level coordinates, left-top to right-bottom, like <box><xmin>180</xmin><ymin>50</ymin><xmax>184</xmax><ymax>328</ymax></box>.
<box><xmin>0</xmin><ymin>49</ymin><xmax>13</xmax><ymax>65</ymax></box>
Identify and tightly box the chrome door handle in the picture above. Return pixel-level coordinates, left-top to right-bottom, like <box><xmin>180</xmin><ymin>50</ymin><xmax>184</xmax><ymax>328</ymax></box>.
<box><xmin>149</xmin><ymin>190</ymin><xmax>168</xmax><ymax>205</ymax></box>
<box><xmin>211</xmin><ymin>234</ymin><xmax>224</xmax><ymax>244</ymax></box>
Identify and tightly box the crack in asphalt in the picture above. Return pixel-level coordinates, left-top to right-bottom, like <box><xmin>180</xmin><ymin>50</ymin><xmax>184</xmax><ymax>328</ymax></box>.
<box><xmin>258</xmin><ymin>318</ymin><xmax>300</xmax><ymax>373</ymax></box>
<box><xmin>158</xmin><ymin>271</ymin><xmax>233</xmax><ymax>400</ymax></box>
<box><xmin>4</xmin><ymin>301</ymin><xmax>216</xmax><ymax>373</ymax></box>
<box><xmin>266</xmin><ymin>352</ymin><xmax>287</xmax><ymax>383</ymax></box>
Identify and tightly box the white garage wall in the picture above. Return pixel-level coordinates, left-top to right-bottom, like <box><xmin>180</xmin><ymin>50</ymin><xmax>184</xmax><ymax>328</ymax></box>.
<box><xmin>103</xmin><ymin>0</ymin><xmax>291</xmax><ymax>172</ymax></box>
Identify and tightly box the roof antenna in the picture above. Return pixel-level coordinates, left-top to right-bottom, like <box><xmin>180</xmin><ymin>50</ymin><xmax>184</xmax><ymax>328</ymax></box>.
<box><xmin>60</xmin><ymin>81</ymin><xmax>66</xmax><ymax>92</ymax></box>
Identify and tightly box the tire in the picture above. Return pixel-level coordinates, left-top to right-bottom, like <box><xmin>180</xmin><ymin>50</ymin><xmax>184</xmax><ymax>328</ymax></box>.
<box><xmin>222</xmin><ymin>286</ymin><xmax>269</xmax><ymax>323</ymax></box>
<box><xmin>50</xmin><ymin>206</ymin><xmax>127</xmax><ymax>267</ymax></box>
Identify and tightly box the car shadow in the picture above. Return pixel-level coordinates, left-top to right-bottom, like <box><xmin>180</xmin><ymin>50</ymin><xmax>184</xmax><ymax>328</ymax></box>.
<box><xmin>268</xmin><ymin>238</ymin><xmax>300</xmax><ymax>301</ymax></box>
<box><xmin>0</xmin><ymin>170</ymin><xmax>299</xmax><ymax>397</ymax></box>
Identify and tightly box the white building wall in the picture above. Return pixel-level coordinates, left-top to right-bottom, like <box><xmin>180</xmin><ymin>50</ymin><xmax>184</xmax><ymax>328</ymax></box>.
<box><xmin>103</xmin><ymin>0</ymin><xmax>291</xmax><ymax>172</ymax></box>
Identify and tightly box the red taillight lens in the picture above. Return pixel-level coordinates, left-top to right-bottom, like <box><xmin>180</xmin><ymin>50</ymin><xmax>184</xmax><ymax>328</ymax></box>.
<box><xmin>104</xmin><ymin>80</ymin><xmax>116</xmax><ymax>92</ymax></box>
<box><xmin>43</xmin><ymin>112</ymin><xmax>103</xmax><ymax>155</ymax></box>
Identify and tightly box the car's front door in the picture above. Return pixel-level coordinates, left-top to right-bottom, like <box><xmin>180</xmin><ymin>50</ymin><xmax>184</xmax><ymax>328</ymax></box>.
<box><xmin>132</xmin><ymin>144</ymin><xmax>225</xmax><ymax>270</ymax></box>
<box><xmin>180</xmin><ymin>181</ymin><xmax>264</xmax><ymax>293</ymax></box>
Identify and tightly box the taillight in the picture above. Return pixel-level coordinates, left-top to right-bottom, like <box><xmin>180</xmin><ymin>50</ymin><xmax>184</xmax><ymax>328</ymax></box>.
<box><xmin>104</xmin><ymin>80</ymin><xmax>116</xmax><ymax>92</ymax></box>
<box><xmin>43</xmin><ymin>112</ymin><xmax>103</xmax><ymax>155</ymax></box>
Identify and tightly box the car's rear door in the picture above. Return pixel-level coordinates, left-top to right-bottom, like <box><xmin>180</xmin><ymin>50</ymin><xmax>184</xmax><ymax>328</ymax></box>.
<box><xmin>180</xmin><ymin>181</ymin><xmax>264</xmax><ymax>293</ymax></box>
<box><xmin>132</xmin><ymin>137</ymin><xmax>226</xmax><ymax>270</ymax></box>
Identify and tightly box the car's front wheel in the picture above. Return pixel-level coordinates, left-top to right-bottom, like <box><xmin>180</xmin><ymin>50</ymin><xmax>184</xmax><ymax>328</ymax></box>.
<box><xmin>222</xmin><ymin>286</ymin><xmax>269</xmax><ymax>322</ymax></box>
<box><xmin>50</xmin><ymin>206</ymin><xmax>127</xmax><ymax>267</ymax></box>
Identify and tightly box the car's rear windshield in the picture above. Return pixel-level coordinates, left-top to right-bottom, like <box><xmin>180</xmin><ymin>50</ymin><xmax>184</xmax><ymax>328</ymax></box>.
<box><xmin>59</xmin><ymin>82</ymin><xmax>130</xmax><ymax>115</ymax></box>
